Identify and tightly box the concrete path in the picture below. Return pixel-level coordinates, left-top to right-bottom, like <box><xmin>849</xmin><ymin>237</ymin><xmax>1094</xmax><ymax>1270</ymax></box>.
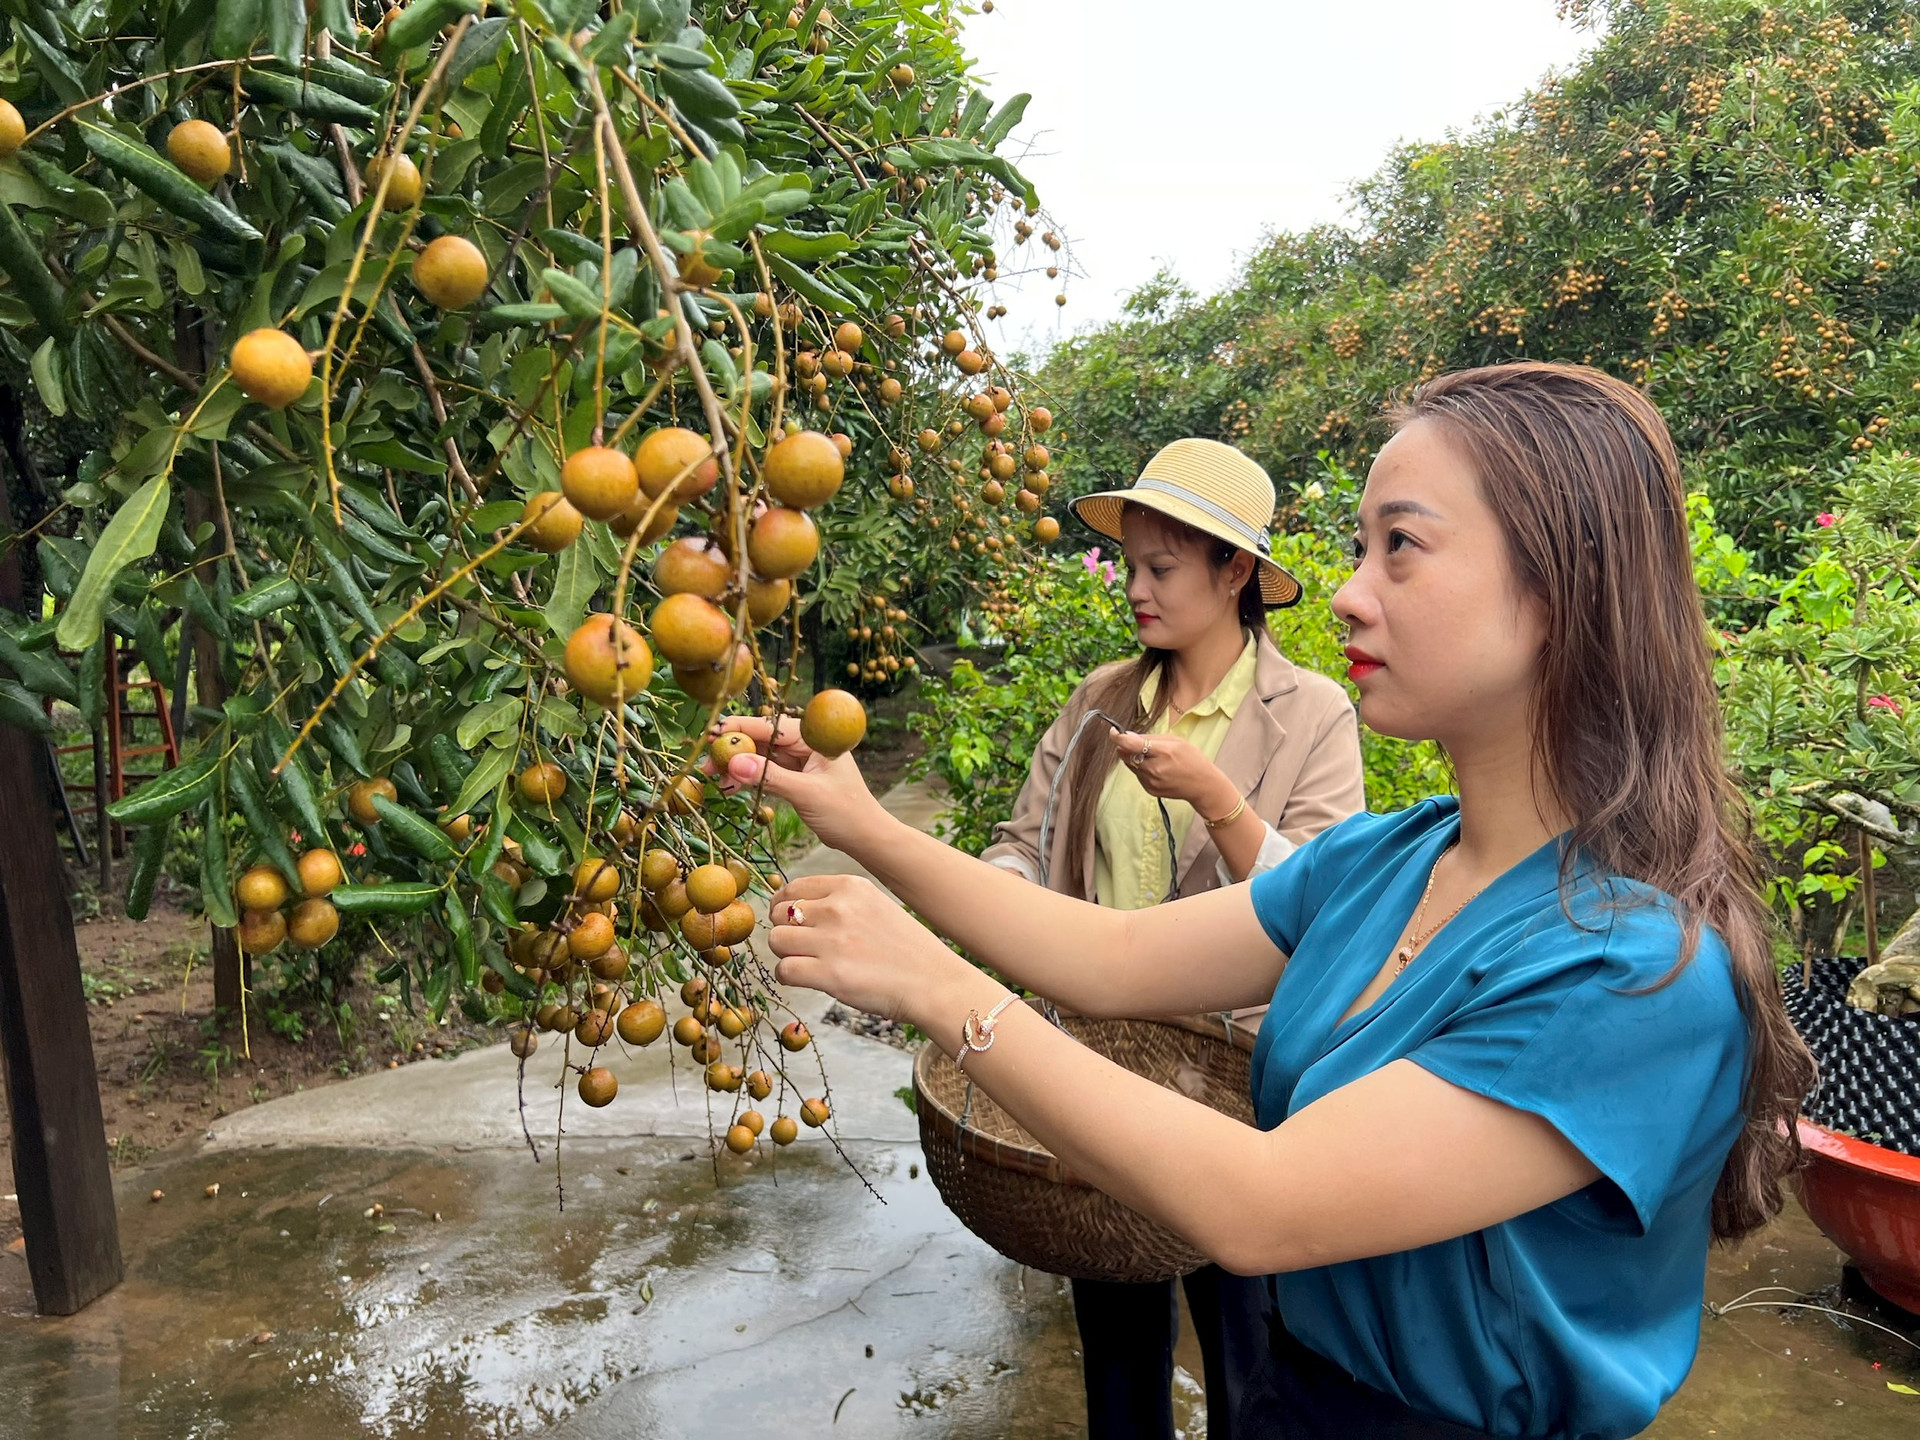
<box><xmin>1</xmin><ymin>779</ymin><xmax>1917</xmax><ymax>1438</ymax></box>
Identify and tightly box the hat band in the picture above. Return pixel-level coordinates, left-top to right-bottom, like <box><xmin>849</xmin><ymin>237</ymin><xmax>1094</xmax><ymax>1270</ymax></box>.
<box><xmin>1132</xmin><ymin>477</ymin><xmax>1268</xmax><ymax>552</ymax></box>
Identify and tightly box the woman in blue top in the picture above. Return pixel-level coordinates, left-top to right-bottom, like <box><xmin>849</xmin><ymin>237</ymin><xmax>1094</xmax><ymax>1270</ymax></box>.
<box><xmin>718</xmin><ymin>362</ymin><xmax>1815</xmax><ymax>1438</ymax></box>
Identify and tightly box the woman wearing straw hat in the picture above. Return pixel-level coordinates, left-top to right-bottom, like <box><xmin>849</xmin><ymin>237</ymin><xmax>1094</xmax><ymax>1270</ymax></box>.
<box><xmin>977</xmin><ymin>438</ymin><xmax>1364</xmax><ymax>1438</ymax></box>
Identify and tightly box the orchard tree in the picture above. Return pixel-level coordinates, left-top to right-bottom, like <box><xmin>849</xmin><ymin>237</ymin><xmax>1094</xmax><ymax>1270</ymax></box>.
<box><xmin>1036</xmin><ymin>0</ymin><xmax>1920</xmax><ymax>570</ymax></box>
<box><xmin>0</xmin><ymin>0</ymin><xmax>1059</xmax><ymax>1149</ymax></box>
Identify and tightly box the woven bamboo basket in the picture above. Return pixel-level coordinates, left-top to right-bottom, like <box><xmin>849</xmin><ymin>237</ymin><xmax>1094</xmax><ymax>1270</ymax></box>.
<box><xmin>913</xmin><ymin>1001</ymin><xmax>1255</xmax><ymax>1283</ymax></box>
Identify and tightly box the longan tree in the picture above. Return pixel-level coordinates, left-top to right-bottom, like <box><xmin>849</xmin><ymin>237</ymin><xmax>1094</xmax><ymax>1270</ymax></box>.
<box><xmin>0</xmin><ymin>0</ymin><xmax>1057</xmax><ymax>1150</ymax></box>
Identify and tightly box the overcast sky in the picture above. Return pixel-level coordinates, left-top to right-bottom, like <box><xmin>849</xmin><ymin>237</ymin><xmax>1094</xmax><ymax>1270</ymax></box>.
<box><xmin>957</xmin><ymin>1</ymin><xmax>1599</xmax><ymax>356</ymax></box>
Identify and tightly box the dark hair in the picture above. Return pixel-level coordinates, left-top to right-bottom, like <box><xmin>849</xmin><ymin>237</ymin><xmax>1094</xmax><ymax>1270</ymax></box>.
<box><xmin>1059</xmin><ymin>506</ymin><xmax>1268</xmax><ymax>889</ymax></box>
<box><xmin>1392</xmin><ymin>361</ymin><xmax>1813</xmax><ymax>1244</ymax></box>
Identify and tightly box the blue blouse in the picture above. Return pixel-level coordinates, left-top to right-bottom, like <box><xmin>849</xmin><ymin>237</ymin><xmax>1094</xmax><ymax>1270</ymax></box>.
<box><xmin>1247</xmin><ymin>798</ymin><xmax>1748</xmax><ymax>1440</ymax></box>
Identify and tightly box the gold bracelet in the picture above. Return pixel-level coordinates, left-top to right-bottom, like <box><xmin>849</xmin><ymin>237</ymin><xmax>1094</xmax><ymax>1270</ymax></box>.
<box><xmin>1204</xmin><ymin>795</ymin><xmax>1248</xmax><ymax>830</ymax></box>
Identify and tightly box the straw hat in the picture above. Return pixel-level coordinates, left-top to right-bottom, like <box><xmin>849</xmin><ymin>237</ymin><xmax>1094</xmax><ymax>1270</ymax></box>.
<box><xmin>1070</xmin><ymin>438</ymin><xmax>1301</xmax><ymax>608</ymax></box>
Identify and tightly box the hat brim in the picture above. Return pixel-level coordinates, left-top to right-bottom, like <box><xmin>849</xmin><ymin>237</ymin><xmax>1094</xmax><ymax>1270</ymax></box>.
<box><xmin>1070</xmin><ymin>490</ymin><xmax>1302</xmax><ymax>609</ymax></box>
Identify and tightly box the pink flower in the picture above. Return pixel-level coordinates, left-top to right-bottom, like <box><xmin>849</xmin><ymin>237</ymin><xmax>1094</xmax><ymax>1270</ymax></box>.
<box><xmin>1082</xmin><ymin>547</ymin><xmax>1102</xmax><ymax>574</ymax></box>
<box><xmin>1815</xmin><ymin>512</ymin><xmax>1837</xmax><ymax>527</ymax></box>
<box><xmin>1100</xmin><ymin>561</ymin><xmax>1117</xmax><ymax>585</ymax></box>
<box><xmin>1867</xmin><ymin>694</ymin><xmax>1904</xmax><ymax>717</ymax></box>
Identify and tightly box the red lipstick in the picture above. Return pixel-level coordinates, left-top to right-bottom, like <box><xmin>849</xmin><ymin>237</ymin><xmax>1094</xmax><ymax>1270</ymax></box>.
<box><xmin>1344</xmin><ymin>645</ymin><xmax>1384</xmax><ymax>682</ymax></box>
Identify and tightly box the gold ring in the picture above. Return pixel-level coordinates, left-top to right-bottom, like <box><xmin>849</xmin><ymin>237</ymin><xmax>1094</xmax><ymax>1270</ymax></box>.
<box><xmin>787</xmin><ymin>902</ymin><xmax>805</xmax><ymax>926</ymax></box>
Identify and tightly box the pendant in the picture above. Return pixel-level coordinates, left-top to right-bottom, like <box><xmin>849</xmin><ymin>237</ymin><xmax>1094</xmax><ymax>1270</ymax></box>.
<box><xmin>1393</xmin><ymin>945</ymin><xmax>1414</xmax><ymax>973</ymax></box>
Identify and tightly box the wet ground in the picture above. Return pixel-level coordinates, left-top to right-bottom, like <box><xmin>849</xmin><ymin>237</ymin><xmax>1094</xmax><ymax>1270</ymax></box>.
<box><xmin>2</xmin><ymin>783</ymin><xmax>1917</xmax><ymax>1437</ymax></box>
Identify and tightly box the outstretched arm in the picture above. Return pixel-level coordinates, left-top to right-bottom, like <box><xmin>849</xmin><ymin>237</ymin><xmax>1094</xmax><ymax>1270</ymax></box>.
<box><xmin>719</xmin><ymin>716</ymin><xmax>1283</xmax><ymax>1017</ymax></box>
<box><xmin>770</xmin><ymin>874</ymin><xmax>1602</xmax><ymax>1276</ymax></box>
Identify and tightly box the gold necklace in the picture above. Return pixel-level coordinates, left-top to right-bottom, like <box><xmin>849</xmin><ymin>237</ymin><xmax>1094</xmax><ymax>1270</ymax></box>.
<box><xmin>1393</xmin><ymin>842</ymin><xmax>1489</xmax><ymax>974</ymax></box>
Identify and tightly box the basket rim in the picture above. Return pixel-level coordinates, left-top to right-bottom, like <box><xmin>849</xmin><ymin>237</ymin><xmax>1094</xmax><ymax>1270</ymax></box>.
<box><xmin>911</xmin><ymin>1002</ymin><xmax>1255</xmax><ymax>1186</ymax></box>
<box><xmin>914</xmin><ymin>1039</ymin><xmax>1092</xmax><ymax>1186</ymax></box>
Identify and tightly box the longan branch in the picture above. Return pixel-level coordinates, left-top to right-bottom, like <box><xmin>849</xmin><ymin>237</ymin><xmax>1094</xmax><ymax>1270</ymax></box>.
<box><xmin>319</xmin><ymin>13</ymin><xmax>473</xmax><ymax>526</ymax></box>
<box><xmin>274</xmin><ymin>511</ymin><xmax>542</xmax><ymax>775</ymax></box>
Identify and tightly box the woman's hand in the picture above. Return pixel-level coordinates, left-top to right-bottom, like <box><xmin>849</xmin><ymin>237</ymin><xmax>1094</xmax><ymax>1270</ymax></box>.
<box><xmin>710</xmin><ymin>714</ymin><xmax>888</xmax><ymax>852</ymax></box>
<box><xmin>766</xmin><ymin>873</ymin><xmax>979</xmax><ymax>1029</ymax></box>
<box><xmin>1110</xmin><ymin>729</ymin><xmax>1240</xmax><ymax>821</ymax></box>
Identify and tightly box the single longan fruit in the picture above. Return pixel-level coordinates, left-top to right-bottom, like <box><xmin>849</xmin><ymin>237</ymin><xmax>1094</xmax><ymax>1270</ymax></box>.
<box><xmin>287</xmin><ymin>898</ymin><xmax>340</xmax><ymax>951</ymax></box>
<box><xmin>746</xmin><ymin>506</ymin><xmax>819</xmax><ymax>580</ymax></box>
<box><xmin>684</xmin><ymin>863</ymin><xmax>738</xmax><ymax>915</ymax></box>
<box><xmin>1029</xmin><ymin>406</ymin><xmax>1053</xmax><ymax>432</ymax></box>
<box><xmin>166</xmin><ymin>119</ymin><xmax>231</xmax><ymax>186</ymax></box>
<box><xmin>940</xmin><ymin>329</ymin><xmax>966</xmax><ymax>354</ymax></box>
<box><xmin>347</xmin><ymin>777</ymin><xmax>398</xmax><ymax>826</ymax></box>
<box><xmin>238</xmin><ymin>908</ymin><xmax>286</xmax><ymax>955</ymax></box>
<box><xmin>801</xmin><ymin>689</ymin><xmax>867</xmax><ymax>757</ymax></box>
<box><xmin>708</xmin><ymin>731</ymin><xmax>756</xmax><ymax>769</ymax></box>
<box><xmin>634</xmin><ymin>426</ymin><xmax>720</xmax><ymax>501</ymax></box>
<box><xmin>641</xmin><ymin>848</ymin><xmax>681</xmax><ymax>893</ymax></box>
<box><xmin>650</xmin><ymin>592</ymin><xmax>734</xmax><ymax>669</ymax></box>
<box><xmin>509</xmin><ymin>1026</ymin><xmax>539</xmax><ymax>1059</ymax></box>
<box><xmin>725</xmin><ymin>1123</ymin><xmax>756</xmax><ymax>1154</ymax></box>
<box><xmin>0</xmin><ymin>100</ymin><xmax>25</xmax><ymax>159</ymax></box>
<box><xmin>617</xmin><ymin>999</ymin><xmax>667</xmax><ymax>1046</ymax></box>
<box><xmin>568</xmin><ymin>911</ymin><xmax>616</xmax><ymax>960</ymax></box>
<box><xmin>564</xmin><ymin>614</ymin><xmax>653</xmax><ymax>707</ymax></box>
<box><xmin>800</xmin><ymin>1097</ymin><xmax>831</xmax><ymax>1127</ymax></box>
<box><xmin>578</xmin><ymin>1066</ymin><xmax>617</xmax><ymax>1107</ymax></box>
<box><xmin>574</xmin><ymin>1009</ymin><xmax>616</xmax><ymax>1047</ymax></box>
<box><xmin>413</xmin><ymin>234</ymin><xmax>489</xmax><ymax>308</ymax></box>
<box><xmin>763</xmin><ymin>430</ymin><xmax>845</xmax><ymax>510</ymax></box>
<box><xmin>739</xmin><ymin>1108</ymin><xmax>766</xmax><ymax>1135</ymax></box>
<box><xmin>518</xmin><ymin>761</ymin><xmax>568</xmax><ymax>804</ymax></box>
<box><xmin>366</xmin><ymin>152</ymin><xmax>422</xmax><ymax>210</ymax></box>
<box><xmin>1034</xmin><ymin>516</ymin><xmax>1061</xmax><ymax>543</ymax></box>
<box><xmin>298</xmin><ymin>848</ymin><xmax>344</xmax><ymax>896</ymax></box>
<box><xmin>235</xmin><ymin>864</ymin><xmax>290</xmax><ymax>912</ymax></box>
<box><xmin>230</xmin><ymin>329</ymin><xmax>313</xmax><ymax>409</ymax></box>
<box><xmin>780</xmin><ymin>1020</ymin><xmax>812</xmax><ymax>1053</ymax></box>
<box><xmin>561</xmin><ymin>445</ymin><xmax>639</xmax><ymax>522</ymax></box>
<box><xmin>520</xmin><ymin>491</ymin><xmax>583</xmax><ymax>553</ymax></box>
<box><xmin>672</xmin><ymin>1015</ymin><xmax>705</xmax><ymax>1047</ymax></box>
<box><xmin>770</xmin><ymin>1116</ymin><xmax>799</xmax><ymax>1145</ymax></box>
<box><xmin>746</xmin><ymin>1069</ymin><xmax>773</xmax><ymax>1101</ymax></box>
<box><xmin>690</xmin><ymin>1033</ymin><xmax>723</xmax><ymax>1063</ymax></box>
<box><xmin>573</xmin><ymin>856</ymin><xmax>621</xmax><ymax>902</ymax></box>
<box><xmin>705</xmin><ymin>1060</ymin><xmax>742</xmax><ymax>1092</ymax></box>
<box><xmin>653</xmin><ymin>536</ymin><xmax>730</xmax><ymax>598</ymax></box>
<box><xmin>590</xmin><ymin>943</ymin><xmax>630</xmax><ymax>981</ymax></box>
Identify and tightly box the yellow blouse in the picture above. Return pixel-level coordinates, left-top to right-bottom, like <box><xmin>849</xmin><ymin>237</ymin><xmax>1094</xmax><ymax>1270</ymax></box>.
<box><xmin>1092</xmin><ymin>633</ymin><xmax>1259</xmax><ymax>910</ymax></box>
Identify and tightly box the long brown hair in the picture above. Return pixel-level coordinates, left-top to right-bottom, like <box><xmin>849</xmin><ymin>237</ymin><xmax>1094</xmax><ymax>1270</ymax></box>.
<box><xmin>1060</xmin><ymin>507</ymin><xmax>1269</xmax><ymax>889</ymax></box>
<box><xmin>1393</xmin><ymin>361</ymin><xmax>1813</xmax><ymax>1243</ymax></box>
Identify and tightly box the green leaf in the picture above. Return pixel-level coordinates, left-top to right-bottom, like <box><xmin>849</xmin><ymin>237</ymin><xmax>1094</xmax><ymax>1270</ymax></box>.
<box><xmin>447</xmin><ymin>741</ymin><xmax>515</xmax><ymax>821</ymax></box>
<box><xmin>370</xmin><ymin>793</ymin><xmax>459</xmax><ymax>861</ymax></box>
<box><xmin>542</xmin><ymin>537</ymin><xmax>598</xmax><ymax>637</ymax></box>
<box><xmin>456</xmin><ymin>695</ymin><xmax>523</xmax><ymax>749</ymax></box>
<box><xmin>30</xmin><ymin>339</ymin><xmax>65</xmax><ymax>418</ymax></box>
<box><xmin>107</xmin><ymin>751</ymin><xmax>222</xmax><ymax>824</ymax></box>
<box><xmin>760</xmin><ymin>229</ymin><xmax>853</xmax><ymax>261</ymax></box>
<box><xmin>330</xmin><ymin>882</ymin><xmax>443</xmax><ymax>916</ymax></box>
<box><xmin>57</xmin><ymin>475</ymin><xmax>171</xmax><ymax>650</ymax></box>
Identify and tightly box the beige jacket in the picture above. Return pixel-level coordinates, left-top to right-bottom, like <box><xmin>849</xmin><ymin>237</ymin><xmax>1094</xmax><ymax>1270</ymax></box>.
<box><xmin>980</xmin><ymin>635</ymin><xmax>1367</xmax><ymax>1039</ymax></box>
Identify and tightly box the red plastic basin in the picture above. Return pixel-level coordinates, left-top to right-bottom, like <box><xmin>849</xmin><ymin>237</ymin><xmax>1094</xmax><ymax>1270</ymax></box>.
<box><xmin>1796</xmin><ymin>1119</ymin><xmax>1920</xmax><ymax>1316</ymax></box>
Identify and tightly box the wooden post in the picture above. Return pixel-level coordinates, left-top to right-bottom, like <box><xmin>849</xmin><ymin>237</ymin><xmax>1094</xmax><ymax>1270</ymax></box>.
<box><xmin>0</xmin><ymin>721</ymin><xmax>126</xmax><ymax>1313</ymax></box>
<box><xmin>0</xmin><ymin>444</ymin><xmax>122</xmax><ymax>1315</ymax></box>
